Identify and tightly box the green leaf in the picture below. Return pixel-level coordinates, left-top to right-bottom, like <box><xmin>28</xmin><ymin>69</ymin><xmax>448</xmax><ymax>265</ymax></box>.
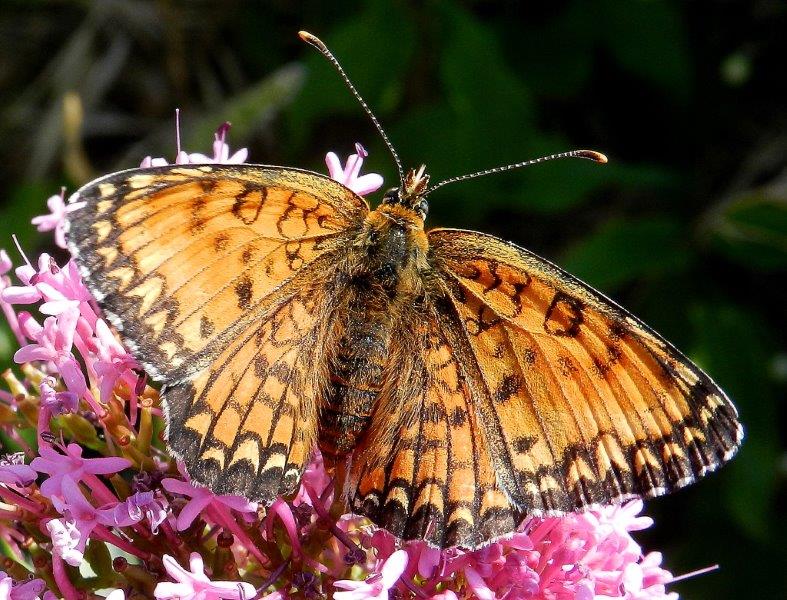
<box><xmin>504</xmin><ymin>156</ymin><xmax>680</xmax><ymax>214</ymax></box>
<box><xmin>84</xmin><ymin>539</ymin><xmax>113</xmax><ymax>583</ymax></box>
<box><xmin>559</xmin><ymin>217</ymin><xmax>693</xmax><ymax>290</ymax></box>
<box><xmin>704</xmin><ymin>189</ymin><xmax>787</xmax><ymax>270</ymax></box>
<box><xmin>439</xmin><ymin>4</ymin><xmax>534</xmax><ymax>130</ymax></box>
<box><xmin>513</xmin><ymin>0</ymin><xmax>594</xmax><ymax>98</ymax></box>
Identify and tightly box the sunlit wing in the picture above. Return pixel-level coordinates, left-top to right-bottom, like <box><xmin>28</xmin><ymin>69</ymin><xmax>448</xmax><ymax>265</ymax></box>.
<box><xmin>66</xmin><ymin>164</ymin><xmax>368</xmax><ymax>380</ymax></box>
<box><xmin>66</xmin><ymin>163</ymin><xmax>366</xmax><ymax>498</ymax></box>
<box><xmin>162</xmin><ymin>276</ymin><xmax>337</xmax><ymax>501</ymax></box>
<box><xmin>423</xmin><ymin>229</ymin><xmax>743</xmax><ymax>520</ymax></box>
<box><xmin>349</xmin><ymin>306</ymin><xmax>525</xmax><ymax>548</ymax></box>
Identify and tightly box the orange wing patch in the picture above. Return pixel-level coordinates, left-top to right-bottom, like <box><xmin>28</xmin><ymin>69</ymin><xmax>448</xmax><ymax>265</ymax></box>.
<box><xmin>67</xmin><ymin>164</ymin><xmax>367</xmax><ymax>380</ymax></box>
<box><xmin>163</xmin><ymin>278</ymin><xmax>335</xmax><ymax>501</ymax></box>
<box><xmin>428</xmin><ymin>228</ymin><xmax>742</xmax><ymax>517</ymax></box>
<box><xmin>350</xmin><ymin>310</ymin><xmax>524</xmax><ymax>548</ymax></box>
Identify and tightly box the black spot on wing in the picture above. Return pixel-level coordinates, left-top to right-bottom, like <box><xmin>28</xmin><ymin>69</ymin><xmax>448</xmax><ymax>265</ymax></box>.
<box><xmin>234</xmin><ymin>275</ymin><xmax>253</xmax><ymax>310</ymax></box>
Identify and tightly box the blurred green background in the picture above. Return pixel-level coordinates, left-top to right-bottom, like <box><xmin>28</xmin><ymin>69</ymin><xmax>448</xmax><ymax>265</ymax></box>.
<box><xmin>0</xmin><ymin>1</ymin><xmax>784</xmax><ymax>597</ymax></box>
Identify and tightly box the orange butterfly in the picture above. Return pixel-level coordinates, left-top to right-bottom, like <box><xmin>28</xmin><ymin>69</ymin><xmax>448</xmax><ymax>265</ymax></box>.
<box><xmin>65</xmin><ymin>32</ymin><xmax>741</xmax><ymax>549</ymax></box>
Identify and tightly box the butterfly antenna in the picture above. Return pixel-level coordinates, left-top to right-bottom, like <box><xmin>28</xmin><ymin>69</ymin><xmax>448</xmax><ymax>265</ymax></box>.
<box><xmin>424</xmin><ymin>149</ymin><xmax>608</xmax><ymax>195</ymax></box>
<box><xmin>298</xmin><ymin>31</ymin><xmax>405</xmax><ymax>184</ymax></box>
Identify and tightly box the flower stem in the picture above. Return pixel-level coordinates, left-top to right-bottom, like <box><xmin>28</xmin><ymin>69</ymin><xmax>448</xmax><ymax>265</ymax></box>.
<box><xmin>93</xmin><ymin>525</ymin><xmax>150</xmax><ymax>561</ymax></box>
<box><xmin>52</xmin><ymin>554</ymin><xmax>80</xmax><ymax>600</ymax></box>
<box><xmin>207</xmin><ymin>503</ymin><xmax>268</xmax><ymax>566</ymax></box>
<box><xmin>0</xmin><ymin>486</ymin><xmax>43</xmax><ymax>515</ymax></box>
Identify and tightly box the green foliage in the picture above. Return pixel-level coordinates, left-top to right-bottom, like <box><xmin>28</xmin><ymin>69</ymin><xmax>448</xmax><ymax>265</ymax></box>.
<box><xmin>560</xmin><ymin>217</ymin><xmax>694</xmax><ymax>290</ymax></box>
<box><xmin>705</xmin><ymin>188</ymin><xmax>787</xmax><ymax>270</ymax></box>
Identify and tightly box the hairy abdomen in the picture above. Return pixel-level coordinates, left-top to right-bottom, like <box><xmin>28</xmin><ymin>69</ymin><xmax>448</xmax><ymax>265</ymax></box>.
<box><xmin>318</xmin><ymin>209</ymin><xmax>427</xmax><ymax>460</ymax></box>
<box><xmin>319</xmin><ymin>301</ymin><xmax>390</xmax><ymax>459</ymax></box>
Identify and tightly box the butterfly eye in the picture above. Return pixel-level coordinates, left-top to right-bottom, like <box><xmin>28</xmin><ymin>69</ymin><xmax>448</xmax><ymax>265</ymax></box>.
<box><xmin>414</xmin><ymin>199</ymin><xmax>429</xmax><ymax>219</ymax></box>
<box><xmin>382</xmin><ymin>187</ymin><xmax>401</xmax><ymax>205</ymax></box>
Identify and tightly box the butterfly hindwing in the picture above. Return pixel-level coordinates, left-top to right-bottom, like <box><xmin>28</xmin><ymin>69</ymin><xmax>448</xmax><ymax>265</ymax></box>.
<box><xmin>163</xmin><ymin>275</ymin><xmax>336</xmax><ymax>501</ymax></box>
<box><xmin>427</xmin><ymin>228</ymin><xmax>742</xmax><ymax>516</ymax></box>
<box><xmin>67</xmin><ymin>164</ymin><xmax>368</xmax><ymax>380</ymax></box>
<box><xmin>350</xmin><ymin>305</ymin><xmax>524</xmax><ymax>548</ymax></box>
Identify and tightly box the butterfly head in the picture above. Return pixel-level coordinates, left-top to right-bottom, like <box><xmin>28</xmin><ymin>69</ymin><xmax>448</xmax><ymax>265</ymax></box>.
<box><xmin>382</xmin><ymin>165</ymin><xmax>430</xmax><ymax>220</ymax></box>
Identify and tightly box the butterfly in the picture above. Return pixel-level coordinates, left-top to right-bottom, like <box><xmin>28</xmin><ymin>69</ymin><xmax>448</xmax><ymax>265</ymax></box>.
<box><xmin>65</xmin><ymin>31</ymin><xmax>742</xmax><ymax>549</ymax></box>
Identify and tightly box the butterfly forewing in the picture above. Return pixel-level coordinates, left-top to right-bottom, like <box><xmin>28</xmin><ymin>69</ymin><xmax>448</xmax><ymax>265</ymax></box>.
<box><xmin>67</xmin><ymin>164</ymin><xmax>368</xmax><ymax>500</ymax></box>
<box><xmin>427</xmin><ymin>228</ymin><xmax>742</xmax><ymax>517</ymax></box>
<box><xmin>67</xmin><ymin>164</ymin><xmax>368</xmax><ymax>380</ymax></box>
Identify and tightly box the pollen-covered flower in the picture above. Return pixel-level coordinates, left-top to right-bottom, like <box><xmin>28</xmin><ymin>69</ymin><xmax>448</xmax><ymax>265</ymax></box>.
<box><xmin>46</xmin><ymin>517</ymin><xmax>84</xmax><ymax>567</ymax></box>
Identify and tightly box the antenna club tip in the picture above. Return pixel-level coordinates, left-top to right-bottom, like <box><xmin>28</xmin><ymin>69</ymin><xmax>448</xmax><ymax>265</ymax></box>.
<box><xmin>298</xmin><ymin>30</ymin><xmax>326</xmax><ymax>51</ymax></box>
<box><xmin>580</xmin><ymin>150</ymin><xmax>608</xmax><ymax>164</ymax></box>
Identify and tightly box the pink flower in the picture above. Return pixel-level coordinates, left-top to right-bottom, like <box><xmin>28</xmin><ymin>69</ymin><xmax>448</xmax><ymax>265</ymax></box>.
<box><xmin>46</xmin><ymin>477</ymin><xmax>144</xmax><ymax>568</ymax></box>
<box><xmin>55</xmin><ymin>477</ymin><xmax>133</xmax><ymax>533</ymax></box>
<box><xmin>39</xmin><ymin>378</ymin><xmax>79</xmax><ymax>416</ymax></box>
<box><xmin>2</xmin><ymin>256</ymin><xmax>91</xmax><ymax>319</ymax></box>
<box><xmin>0</xmin><ymin>454</ymin><xmax>36</xmax><ymax>487</ymax></box>
<box><xmin>142</xmin><ymin>120</ymin><xmax>248</xmax><ymax>168</ymax></box>
<box><xmin>31</xmin><ymin>443</ymin><xmax>130</xmax><ymax>499</ymax></box>
<box><xmin>325</xmin><ymin>143</ymin><xmax>384</xmax><ymax>196</ymax></box>
<box><xmin>291</xmin><ymin>447</ymin><xmax>331</xmax><ymax>509</ymax></box>
<box><xmin>154</xmin><ymin>552</ymin><xmax>255</xmax><ymax>600</ymax></box>
<box><xmin>111</xmin><ymin>491</ymin><xmax>167</xmax><ymax>533</ymax></box>
<box><xmin>0</xmin><ymin>250</ymin><xmax>11</xmax><ymax>278</ymax></box>
<box><xmin>428</xmin><ymin>592</ymin><xmax>459</xmax><ymax>600</ymax></box>
<box><xmin>334</xmin><ymin>549</ymin><xmax>408</xmax><ymax>600</ymax></box>
<box><xmin>0</xmin><ymin>571</ymin><xmax>46</xmax><ymax>600</ymax></box>
<box><xmin>162</xmin><ymin>474</ymin><xmax>257</xmax><ymax>531</ymax></box>
<box><xmin>187</xmin><ymin>123</ymin><xmax>248</xmax><ymax>164</ymax></box>
<box><xmin>45</xmin><ymin>517</ymin><xmax>84</xmax><ymax>567</ymax></box>
<box><xmin>31</xmin><ymin>189</ymin><xmax>86</xmax><ymax>249</ymax></box>
<box><xmin>451</xmin><ymin>500</ymin><xmax>676</xmax><ymax>600</ymax></box>
<box><xmin>92</xmin><ymin>318</ymin><xmax>138</xmax><ymax>404</ymax></box>
<box><xmin>14</xmin><ymin>309</ymin><xmax>86</xmax><ymax>397</ymax></box>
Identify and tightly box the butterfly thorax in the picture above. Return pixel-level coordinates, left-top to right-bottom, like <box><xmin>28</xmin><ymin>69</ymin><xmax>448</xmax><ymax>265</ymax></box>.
<box><xmin>319</xmin><ymin>203</ymin><xmax>429</xmax><ymax>460</ymax></box>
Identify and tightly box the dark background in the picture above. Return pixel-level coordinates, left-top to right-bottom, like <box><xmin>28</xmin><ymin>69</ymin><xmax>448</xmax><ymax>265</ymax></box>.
<box><xmin>1</xmin><ymin>1</ymin><xmax>784</xmax><ymax>597</ymax></box>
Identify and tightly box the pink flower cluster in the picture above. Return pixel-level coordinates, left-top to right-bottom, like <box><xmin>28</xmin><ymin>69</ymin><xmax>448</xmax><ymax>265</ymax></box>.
<box><xmin>348</xmin><ymin>500</ymin><xmax>678</xmax><ymax>600</ymax></box>
<box><xmin>0</xmin><ymin>120</ymin><xmax>691</xmax><ymax>599</ymax></box>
